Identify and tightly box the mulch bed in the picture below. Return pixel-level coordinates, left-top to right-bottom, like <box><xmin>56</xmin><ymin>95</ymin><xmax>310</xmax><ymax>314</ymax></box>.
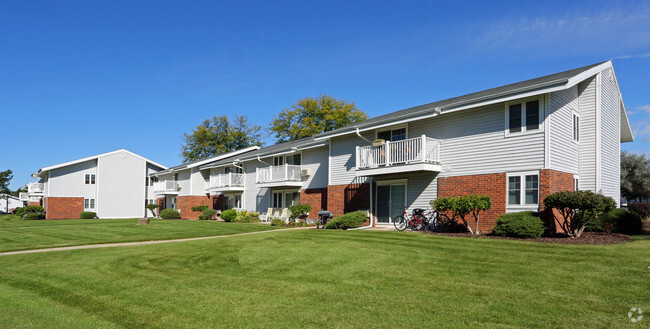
<box><xmin>426</xmin><ymin>231</ymin><xmax>632</xmax><ymax>245</ymax></box>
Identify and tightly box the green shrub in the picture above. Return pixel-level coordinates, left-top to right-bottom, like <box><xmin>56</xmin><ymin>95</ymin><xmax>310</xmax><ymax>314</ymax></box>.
<box><xmin>145</xmin><ymin>204</ymin><xmax>159</xmax><ymax>217</ymax></box>
<box><xmin>289</xmin><ymin>204</ymin><xmax>312</xmax><ymax>221</ymax></box>
<box><xmin>191</xmin><ymin>205</ymin><xmax>209</xmax><ymax>213</ymax></box>
<box><xmin>493</xmin><ymin>212</ymin><xmax>545</xmax><ymax>239</ymax></box>
<box><xmin>543</xmin><ymin>191</ymin><xmax>616</xmax><ymax>238</ymax></box>
<box><xmin>598</xmin><ymin>209</ymin><xmax>643</xmax><ymax>234</ymax></box>
<box><xmin>234</xmin><ymin>210</ymin><xmax>259</xmax><ymax>223</ymax></box>
<box><xmin>13</xmin><ymin>207</ymin><xmax>23</xmax><ymax>216</ymax></box>
<box><xmin>24</xmin><ymin>213</ymin><xmax>45</xmax><ymax>220</ymax></box>
<box><xmin>627</xmin><ymin>202</ymin><xmax>650</xmax><ymax>220</ymax></box>
<box><xmin>198</xmin><ymin>208</ymin><xmax>217</xmax><ymax>220</ymax></box>
<box><xmin>160</xmin><ymin>209</ymin><xmax>181</xmax><ymax>219</ymax></box>
<box><xmin>80</xmin><ymin>211</ymin><xmax>96</xmax><ymax>219</ymax></box>
<box><xmin>325</xmin><ymin>211</ymin><xmax>367</xmax><ymax>229</ymax></box>
<box><xmin>220</xmin><ymin>209</ymin><xmax>237</xmax><ymax>222</ymax></box>
<box><xmin>270</xmin><ymin>218</ymin><xmax>285</xmax><ymax>226</ymax></box>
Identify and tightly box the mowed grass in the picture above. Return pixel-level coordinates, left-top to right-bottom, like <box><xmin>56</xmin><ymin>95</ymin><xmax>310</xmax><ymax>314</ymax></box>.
<box><xmin>0</xmin><ymin>229</ymin><xmax>648</xmax><ymax>328</ymax></box>
<box><xmin>0</xmin><ymin>215</ymin><xmax>280</xmax><ymax>252</ymax></box>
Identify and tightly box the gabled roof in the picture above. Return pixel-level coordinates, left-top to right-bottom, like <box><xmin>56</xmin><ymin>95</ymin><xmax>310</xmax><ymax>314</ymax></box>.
<box><xmin>0</xmin><ymin>194</ymin><xmax>20</xmax><ymax>201</ymax></box>
<box><xmin>313</xmin><ymin>60</ymin><xmax>633</xmax><ymax>142</ymax></box>
<box><xmin>198</xmin><ymin>138</ymin><xmax>326</xmax><ymax>170</ymax></box>
<box><xmin>152</xmin><ymin>146</ymin><xmax>261</xmax><ymax>175</ymax></box>
<box><xmin>33</xmin><ymin>149</ymin><xmax>168</xmax><ymax>178</ymax></box>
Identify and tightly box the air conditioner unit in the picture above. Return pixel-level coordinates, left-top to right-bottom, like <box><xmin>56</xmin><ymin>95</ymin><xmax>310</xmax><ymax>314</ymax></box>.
<box><xmin>301</xmin><ymin>169</ymin><xmax>311</xmax><ymax>176</ymax></box>
<box><xmin>177</xmin><ymin>183</ymin><xmax>182</xmax><ymax>189</ymax></box>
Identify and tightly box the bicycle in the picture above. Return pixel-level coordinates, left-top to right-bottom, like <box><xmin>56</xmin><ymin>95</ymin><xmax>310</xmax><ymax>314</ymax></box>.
<box><xmin>394</xmin><ymin>208</ymin><xmax>430</xmax><ymax>231</ymax></box>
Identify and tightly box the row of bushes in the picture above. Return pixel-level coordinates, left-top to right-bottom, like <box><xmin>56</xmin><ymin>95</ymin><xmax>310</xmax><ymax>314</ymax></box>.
<box><xmin>627</xmin><ymin>202</ymin><xmax>650</xmax><ymax>219</ymax></box>
<box><xmin>13</xmin><ymin>206</ymin><xmax>46</xmax><ymax>220</ymax></box>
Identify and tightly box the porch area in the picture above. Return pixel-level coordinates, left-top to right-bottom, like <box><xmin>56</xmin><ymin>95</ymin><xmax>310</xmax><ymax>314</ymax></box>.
<box><xmin>355</xmin><ymin>135</ymin><xmax>442</xmax><ymax>176</ymax></box>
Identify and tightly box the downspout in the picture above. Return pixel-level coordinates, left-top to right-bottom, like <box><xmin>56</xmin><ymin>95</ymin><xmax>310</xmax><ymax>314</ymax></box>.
<box><xmin>348</xmin><ymin>177</ymin><xmax>374</xmax><ymax>230</ymax></box>
<box><xmin>257</xmin><ymin>156</ymin><xmax>269</xmax><ymax>165</ymax></box>
<box><xmin>232</xmin><ymin>160</ymin><xmax>244</xmax><ymax>171</ymax></box>
<box><xmin>355</xmin><ymin>128</ymin><xmax>371</xmax><ymax>143</ymax></box>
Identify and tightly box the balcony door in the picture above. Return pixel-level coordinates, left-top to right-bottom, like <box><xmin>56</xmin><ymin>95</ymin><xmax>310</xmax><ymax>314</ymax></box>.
<box><xmin>376</xmin><ymin>182</ymin><xmax>406</xmax><ymax>224</ymax></box>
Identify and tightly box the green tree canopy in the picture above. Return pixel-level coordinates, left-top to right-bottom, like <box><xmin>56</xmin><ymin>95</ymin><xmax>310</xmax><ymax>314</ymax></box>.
<box><xmin>0</xmin><ymin>169</ymin><xmax>13</xmax><ymax>194</ymax></box>
<box><xmin>621</xmin><ymin>151</ymin><xmax>650</xmax><ymax>201</ymax></box>
<box><xmin>181</xmin><ymin>116</ymin><xmax>263</xmax><ymax>163</ymax></box>
<box><xmin>269</xmin><ymin>94</ymin><xmax>368</xmax><ymax>143</ymax></box>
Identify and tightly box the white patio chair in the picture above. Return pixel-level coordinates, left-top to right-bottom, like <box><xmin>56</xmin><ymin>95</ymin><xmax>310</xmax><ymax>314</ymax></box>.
<box><xmin>259</xmin><ymin>207</ymin><xmax>273</xmax><ymax>222</ymax></box>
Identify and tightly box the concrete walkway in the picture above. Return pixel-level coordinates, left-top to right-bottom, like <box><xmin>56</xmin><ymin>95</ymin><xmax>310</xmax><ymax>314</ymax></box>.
<box><xmin>0</xmin><ymin>226</ymin><xmax>313</xmax><ymax>257</ymax></box>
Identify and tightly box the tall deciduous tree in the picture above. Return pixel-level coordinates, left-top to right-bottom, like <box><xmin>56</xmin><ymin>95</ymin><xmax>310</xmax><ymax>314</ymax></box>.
<box><xmin>0</xmin><ymin>169</ymin><xmax>13</xmax><ymax>194</ymax></box>
<box><xmin>270</xmin><ymin>95</ymin><xmax>367</xmax><ymax>143</ymax></box>
<box><xmin>181</xmin><ymin>116</ymin><xmax>263</xmax><ymax>163</ymax></box>
<box><xmin>621</xmin><ymin>151</ymin><xmax>650</xmax><ymax>201</ymax></box>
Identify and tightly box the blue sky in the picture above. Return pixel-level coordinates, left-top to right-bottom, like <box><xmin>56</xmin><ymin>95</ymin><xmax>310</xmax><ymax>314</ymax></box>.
<box><xmin>2</xmin><ymin>0</ymin><xmax>649</xmax><ymax>190</ymax></box>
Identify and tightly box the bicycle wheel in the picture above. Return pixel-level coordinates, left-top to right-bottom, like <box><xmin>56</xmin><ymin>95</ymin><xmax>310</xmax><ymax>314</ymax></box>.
<box><xmin>393</xmin><ymin>215</ymin><xmax>407</xmax><ymax>231</ymax></box>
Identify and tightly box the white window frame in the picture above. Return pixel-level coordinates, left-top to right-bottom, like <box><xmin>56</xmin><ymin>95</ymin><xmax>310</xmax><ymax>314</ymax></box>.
<box><xmin>504</xmin><ymin>96</ymin><xmax>544</xmax><ymax>137</ymax></box>
<box><xmin>375</xmin><ymin>124</ymin><xmax>408</xmax><ymax>141</ymax></box>
<box><xmin>271</xmin><ymin>189</ymin><xmax>300</xmax><ymax>209</ymax></box>
<box><xmin>84</xmin><ymin>198</ymin><xmax>96</xmax><ymax>210</ymax></box>
<box><xmin>572</xmin><ymin>111</ymin><xmax>580</xmax><ymax>143</ymax></box>
<box><xmin>84</xmin><ymin>173</ymin><xmax>96</xmax><ymax>185</ymax></box>
<box><xmin>506</xmin><ymin>171</ymin><xmax>540</xmax><ymax>209</ymax></box>
<box><xmin>574</xmin><ymin>175</ymin><xmax>579</xmax><ymax>191</ymax></box>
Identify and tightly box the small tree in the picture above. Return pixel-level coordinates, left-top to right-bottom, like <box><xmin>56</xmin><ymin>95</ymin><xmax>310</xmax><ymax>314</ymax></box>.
<box><xmin>289</xmin><ymin>204</ymin><xmax>312</xmax><ymax>222</ymax></box>
<box><xmin>145</xmin><ymin>204</ymin><xmax>159</xmax><ymax>218</ymax></box>
<box><xmin>543</xmin><ymin>190</ymin><xmax>616</xmax><ymax>238</ymax></box>
<box><xmin>432</xmin><ymin>194</ymin><xmax>492</xmax><ymax>235</ymax></box>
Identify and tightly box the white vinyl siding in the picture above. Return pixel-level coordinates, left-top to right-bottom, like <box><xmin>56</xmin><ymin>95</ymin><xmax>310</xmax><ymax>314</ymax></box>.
<box><xmin>600</xmin><ymin>68</ymin><xmax>621</xmax><ymax>206</ymax></box>
<box><xmin>549</xmin><ymin>86</ymin><xmax>580</xmax><ymax>174</ymax></box>
<box><xmin>409</xmin><ymin>102</ymin><xmax>546</xmax><ymax>177</ymax></box>
<box><xmin>47</xmin><ymin>160</ymin><xmax>97</xmax><ymax>198</ymax></box>
<box><xmin>302</xmin><ymin>147</ymin><xmax>329</xmax><ymax>189</ymax></box>
<box><xmin>177</xmin><ymin>169</ymin><xmax>192</xmax><ymax>196</ymax></box>
<box><xmin>577</xmin><ymin>76</ymin><xmax>597</xmax><ymax>191</ymax></box>
<box><xmin>329</xmin><ymin>131</ymin><xmax>373</xmax><ymax>185</ymax></box>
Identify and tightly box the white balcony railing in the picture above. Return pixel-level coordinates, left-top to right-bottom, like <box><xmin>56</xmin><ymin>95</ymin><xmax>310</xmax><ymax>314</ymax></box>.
<box><xmin>28</xmin><ymin>182</ymin><xmax>44</xmax><ymax>194</ymax></box>
<box><xmin>256</xmin><ymin>164</ymin><xmax>302</xmax><ymax>183</ymax></box>
<box><xmin>206</xmin><ymin>173</ymin><xmax>244</xmax><ymax>190</ymax></box>
<box><xmin>356</xmin><ymin>135</ymin><xmax>441</xmax><ymax>169</ymax></box>
<box><xmin>19</xmin><ymin>192</ymin><xmax>30</xmax><ymax>201</ymax></box>
<box><xmin>153</xmin><ymin>181</ymin><xmax>180</xmax><ymax>194</ymax></box>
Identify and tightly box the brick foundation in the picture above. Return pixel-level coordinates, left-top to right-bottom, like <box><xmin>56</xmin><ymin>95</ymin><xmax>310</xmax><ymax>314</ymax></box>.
<box><xmin>177</xmin><ymin>195</ymin><xmax>213</xmax><ymax>220</ymax></box>
<box><xmin>300</xmin><ymin>188</ymin><xmax>328</xmax><ymax>219</ymax></box>
<box><xmin>327</xmin><ymin>183</ymin><xmax>370</xmax><ymax>218</ymax></box>
<box><xmin>45</xmin><ymin>197</ymin><xmax>84</xmax><ymax>219</ymax></box>
<box><xmin>28</xmin><ymin>201</ymin><xmax>41</xmax><ymax>207</ymax></box>
<box><xmin>539</xmin><ymin>169</ymin><xmax>575</xmax><ymax>233</ymax></box>
<box><xmin>437</xmin><ymin>173</ymin><xmax>507</xmax><ymax>233</ymax></box>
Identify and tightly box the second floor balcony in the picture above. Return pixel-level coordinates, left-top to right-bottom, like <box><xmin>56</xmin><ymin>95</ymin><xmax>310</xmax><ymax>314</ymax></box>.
<box><xmin>27</xmin><ymin>182</ymin><xmax>44</xmax><ymax>195</ymax></box>
<box><xmin>153</xmin><ymin>181</ymin><xmax>181</xmax><ymax>195</ymax></box>
<box><xmin>355</xmin><ymin>135</ymin><xmax>442</xmax><ymax>176</ymax></box>
<box><xmin>206</xmin><ymin>173</ymin><xmax>245</xmax><ymax>192</ymax></box>
<box><xmin>256</xmin><ymin>164</ymin><xmax>303</xmax><ymax>188</ymax></box>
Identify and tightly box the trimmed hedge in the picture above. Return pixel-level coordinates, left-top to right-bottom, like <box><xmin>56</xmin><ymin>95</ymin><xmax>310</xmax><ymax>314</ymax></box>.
<box><xmin>326</xmin><ymin>211</ymin><xmax>367</xmax><ymax>229</ymax></box>
<box><xmin>24</xmin><ymin>213</ymin><xmax>45</xmax><ymax>220</ymax></box>
<box><xmin>220</xmin><ymin>209</ymin><xmax>237</xmax><ymax>222</ymax></box>
<box><xmin>492</xmin><ymin>212</ymin><xmax>545</xmax><ymax>239</ymax></box>
<box><xmin>16</xmin><ymin>206</ymin><xmax>45</xmax><ymax>217</ymax></box>
<box><xmin>80</xmin><ymin>211</ymin><xmax>97</xmax><ymax>219</ymax></box>
<box><xmin>597</xmin><ymin>209</ymin><xmax>643</xmax><ymax>234</ymax></box>
<box><xmin>627</xmin><ymin>202</ymin><xmax>650</xmax><ymax>220</ymax></box>
<box><xmin>289</xmin><ymin>204</ymin><xmax>312</xmax><ymax>221</ymax></box>
<box><xmin>191</xmin><ymin>205</ymin><xmax>209</xmax><ymax>213</ymax></box>
<box><xmin>198</xmin><ymin>208</ymin><xmax>217</xmax><ymax>220</ymax></box>
<box><xmin>160</xmin><ymin>209</ymin><xmax>181</xmax><ymax>219</ymax></box>
<box><xmin>543</xmin><ymin>190</ymin><xmax>616</xmax><ymax>238</ymax></box>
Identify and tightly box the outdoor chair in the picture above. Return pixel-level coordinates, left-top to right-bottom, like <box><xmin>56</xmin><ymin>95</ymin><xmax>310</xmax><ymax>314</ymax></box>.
<box><xmin>259</xmin><ymin>207</ymin><xmax>273</xmax><ymax>222</ymax></box>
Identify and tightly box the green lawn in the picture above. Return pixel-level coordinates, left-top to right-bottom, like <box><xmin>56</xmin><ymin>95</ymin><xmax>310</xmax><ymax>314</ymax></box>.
<box><xmin>0</xmin><ymin>229</ymin><xmax>648</xmax><ymax>328</ymax></box>
<box><xmin>0</xmin><ymin>215</ymin><xmax>280</xmax><ymax>252</ymax></box>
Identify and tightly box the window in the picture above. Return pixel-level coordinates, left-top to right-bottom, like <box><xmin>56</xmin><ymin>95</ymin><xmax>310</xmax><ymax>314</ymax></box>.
<box><xmin>84</xmin><ymin>174</ymin><xmax>96</xmax><ymax>185</ymax></box>
<box><xmin>574</xmin><ymin>176</ymin><xmax>579</xmax><ymax>191</ymax></box>
<box><xmin>573</xmin><ymin>113</ymin><xmax>580</xmax><ymax>142</ymax></box>
<box><xmin>273</xmin><ymin>156</ymin><xmax>284</xmax><ymax>166</ymax></box>
<box><xmin>377</xmin><ymin>127</ymin><xmax>407</xmax><ymax>141</ymax></box>
<box><xmin>286</xmin><ymin>154</ymin><xmax>301</xmax><ymax>165</ymax></box>
<box><xmin>506</xmin><ymin>99</ymin><xmax>541</xmax><ymax>134</ymax></box>
<box><xmin>151</xmin><ymin>177</ymin><xmax>158</xmax><ymax>186</ymax></box>
<box><xmin>272</xmin><ymin>192</ymin><xmax>283</xmax><ymax>208</ymax></box>
<box><xmin>507</xmin><ymin>173</ymin><xmax>539</xmax><ymax>206</ymax></box>
<box><xmin>84</xmin><ymin>198</ymin><xmax>95</xmax><ymax>209</ymax></box>
<box><xmin>173</xmin><ymin>173</ymin><xmax>178</xmax><ymax>181</ymax></box>
<box><xmin>225</xmin><ymin>166</ymin><xmax>243</xmax><ymax>174</ymax></box>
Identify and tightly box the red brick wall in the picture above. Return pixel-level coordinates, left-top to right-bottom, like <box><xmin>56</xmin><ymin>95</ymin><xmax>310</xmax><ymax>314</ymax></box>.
<box><xmin>156</xmin><ymin>198</ymin><xmax>164</xmax><ymax>216</ymax></box>
<box><xmin>327</xmin><ymin>183</ymin><xmax>370</xmax><ymax>217</ymax></box>
<box><xmin>300</xmin><ymin>188</ymin><xmax>328</xmax><ymax>219</ymax></box>
<box><xmin>539</xmin><ymin>169</ymin><xmax>575</xmax><ymax>233</ymax></box>
<box><xmin>437</xmin><ymin>173</ymin><xmax>507</xmax><ymax>232</ymax></box>
<box><xmin>45</xmin><ymin>197</ymin><xmax>84</xmax><ymax>219</ymax></box>
<box><xmin>28</xmin><ymin>201</ymin><xmax>41</xmax><ymax>207</ymax></box>
<box><xmin>177</xmin><ymin>195</ymin><xmax>212</xmax><ymax>220</ymax></box>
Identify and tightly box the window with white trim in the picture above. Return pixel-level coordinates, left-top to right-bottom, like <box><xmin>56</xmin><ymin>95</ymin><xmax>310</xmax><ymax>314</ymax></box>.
<box><xmin>377</xmin><ymin>127</ymin><xmax>407</xmax><ymax>141</ymax></box>
<box><xmin>273</xmin><ymin>156</ymin><xmax>284</xmax><ymax>166</ymax></box>
<box><xmin>574</xmin><ymin>176</ymin><xmax>579</xmax><ymax>191</ymax></box>
<box><xmin>272</xmin><ymin>191</ymin><xmax>283</xmax><ymax>208</ymax></box>
<box><xmin>84</xmin><ymin>174</ymin><xmax>96</xmax><ymax>185</ymax></box>
<box><xmin>84</xmin><ymin>198</ymin><xmax>95</xmax><ymax>209</ymax></box>
<box><xmin>507</xmin><ymin>173</ymin><xmax>539</xmax><ymax>206</ymax></box>
<box><xmin>572</xmin><ymin>113</ymin><xmax>580</xmax><ymax>142</ymax></box>
<box><xmin>506</xmin><ymin>98</ymin><xmax>542</xmax><ymax>135</ymax></box>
